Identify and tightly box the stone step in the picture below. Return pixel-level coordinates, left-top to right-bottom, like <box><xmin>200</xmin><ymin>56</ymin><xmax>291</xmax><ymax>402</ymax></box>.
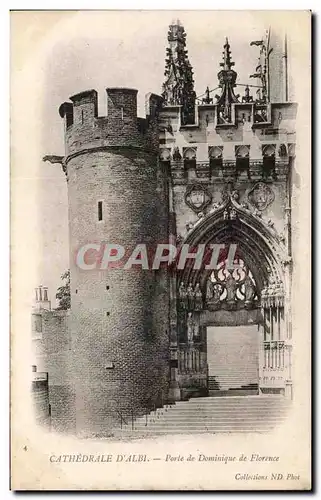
<box><xmin>117</xmin><ymin>396</ymin><xmax>290</xmax><ymax>435</ymax></box>
<box><xmin>141</xmin><ymin>412</ymin><xmax>288</xmax><ymax>421</ymax></box>
<box><xmin>151</xmin><ymin>406</ymin><xmax>288</xmax><ymax>414</ymax></box>
<box><xmin>119</xmin><ymin>430</ymin><xmax>275</xmax><ymax>435</ymax></box>
<box><xmin>173</xmin><ymin>401</ymin><xmax>289</xmax><ymax>408</ymax></box>
<box><xmin>175</xmin><ymin>396</ymin><xmax>286</xmax><ymax>403</ymax></box>
<box><xmin>121</xmin><ymin>424</ymin><xmax>284</xmax><ymax>434</ymax></box>
<box><xmin>133</xmin><ymin>420</ymin><xmax>287</xmax><ymax>430</ymax></box>
<box><xmin>134</xmin><ymin>421</ymin><xmax>286</xmax><ymax>430</ymax></box>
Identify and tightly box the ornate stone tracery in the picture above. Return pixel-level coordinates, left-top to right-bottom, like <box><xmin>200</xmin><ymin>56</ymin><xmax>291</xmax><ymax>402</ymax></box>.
<box><xmin>205</xmin><ymin>259</ymin><xmax>259</xmax><ymax>310</ymax></box>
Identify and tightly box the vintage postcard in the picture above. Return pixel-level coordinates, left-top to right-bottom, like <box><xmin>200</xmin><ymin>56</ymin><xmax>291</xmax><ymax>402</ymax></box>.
<box><xmin>10</xmin><ymin>10</ymin><xmax>311</xmax><ymax>490</ymax></box>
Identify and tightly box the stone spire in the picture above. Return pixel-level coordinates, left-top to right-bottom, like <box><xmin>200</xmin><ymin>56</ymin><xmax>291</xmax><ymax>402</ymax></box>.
<box><xmin>215</xmin><ymin>38</ymin><xmax>240</xmax><ymax>108</ymax></box>
<box><xmin>214</xmin><ymin>38</ymin><xmax>240</xmax><ymax>125</ymax></box>
<box><xmin>162</xmin><ymin>20</ymin><xmax>196</xmax><ymax>125</ymax></box>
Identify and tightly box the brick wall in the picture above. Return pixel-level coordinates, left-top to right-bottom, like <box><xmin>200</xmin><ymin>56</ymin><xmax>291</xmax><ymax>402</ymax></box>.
<box><xmin>32</xmin><ymin>310</ymin><xmax>75</xmax><ymax>433</ymax></box>
<box><xmin>60</xmin><ymin>89</ymin><xmax>161</xmax><ymax>156</ymax></box>
<box><xmin>67</xmin><ymin>144</ymin><xmax>169</xmax><ymax>437</ymax></box>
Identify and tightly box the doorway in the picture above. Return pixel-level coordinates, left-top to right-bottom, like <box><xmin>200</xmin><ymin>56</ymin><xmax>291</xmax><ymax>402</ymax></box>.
<box><xmin>207</xmin><ymin>325</ymin><xmax>259</xmax><ymax>396</ymax></box>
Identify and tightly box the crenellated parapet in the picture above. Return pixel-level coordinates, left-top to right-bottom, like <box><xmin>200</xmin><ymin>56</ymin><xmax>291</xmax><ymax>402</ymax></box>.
<box><xmin>159</xmin><ymin>100</ymin><xmax>297</xmax><ymax>185</ymax></box>
<box><xmin>59</xmin><ymin>88</ymin><xmax>163</xmax><ymax>158</ymax></box>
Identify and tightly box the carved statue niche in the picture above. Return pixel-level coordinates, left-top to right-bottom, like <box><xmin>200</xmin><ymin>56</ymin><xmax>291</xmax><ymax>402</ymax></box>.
<box><xmin>187</xmin><ymin>312</ymin><xmax>194</xmax><ymax>344</ymax></box>
<box><xmin>187</xmin><ymin>282</ymin><xmax>195</xmax><ymax>311</ymax></box>
<box><xmin>212</xmin><ymin>284</ymin><xmax>222</xmax><ymax>304</ymax></box>
<box><xmin>225</xmin><ymin>274</ymin><xmax>237</xmax><ymax>303</ymax></box>
<box><xmin>206</xmin><ymin>279</ymin><xmax>222</xmax><ymax>311</ymax></box>
<box><xmin>194</xmin><ymin>283</ymin><xmax>203</xmax><ymax>311</ymax></box>
<box><xmin>178</xmin><ymin>281</ymin><xmax>188</xmax><ymax>311</ymax></box>
<box><xmin>193</xmin><ymin>314</ymin><xmax>200</xmax><ymax>340</ymax></box>
<box><xmin>244</xmin><ymin>274</ymin><xmax>256</xmax><ymax>308</ymax></box>
<box><xmin>206</xmin><ymin>280</ymin><xmax>214</xmax><ymax>301</ymax></box>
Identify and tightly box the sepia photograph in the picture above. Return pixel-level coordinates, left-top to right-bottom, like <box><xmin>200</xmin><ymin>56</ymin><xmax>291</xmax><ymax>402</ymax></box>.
<box><xmin>10</xmin><ymin>9</ymin><xmax>311</xmax><ymax>490</ymax></box>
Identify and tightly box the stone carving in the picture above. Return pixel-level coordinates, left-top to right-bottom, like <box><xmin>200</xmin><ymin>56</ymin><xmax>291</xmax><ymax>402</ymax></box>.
<box><xmin>244</xmin><ymin>275</ymin><xmax>256</xmax><ymax>306</ymax></box>
<box><xmin>253</xmin><ymin>106</ymin><xmax>269</xmax><ymax>123</ymax></box>
<box><xmin>261</xmin><ymin>278</ymin><xmax>285</xmax><ymax>308</ymax></box>
<box><xmin>185</xmin><ymin>183</ymin><xmax>212</xmax><ymax>213</ymax></box>
<box><xmin>187</xmin><ymin>283</ymin><xmax>195</xmax><ymax>311</ymax></box>
<box><xmin>187</xmin><ymin>312</ymin><xmax>194</xmax><ymax>343</ymax></box>
<box><xmin>231</xmin><ymin>189</ymin><xmax>240</xmax><ymax>201</ymax></box>
<box><xmin>230</xmin><ymin>207</ymin><xmax>237</xmax><ymax>220</ymax></box>
<box><xmin>185</xmin><ymin>221</ymin><xmax>195</xmax><ymax>232</ymax></box>
<box><xmin>209</xmin><ymin>202</ymin><xmax>221</xmax><ymax>214</ymax></box>
<box><xmin>277</xmin><ymin>231</ymin><xmax>286</xmax><ymax>244</ymax></box>
<box><xmin>278</xmin><ymin>144</ymin><xmax>287</xmax><ymax>157</ymax></box>
<box><xmin>178</xmin><ymin>281</ymin><xmax>188</xmax><ymax>310</ymax></box>
<box><xmin>186</xmin><ymin>312</ymin><xmax>200</xmax><ymax>344</ymax></box>
<box><xmin>172</xmin><ymin>147</ymin><xmax>182</xmax><ymax>161</ymax></box>
<box><xmin>248</xmin><ymin>182</ymin><xmax>275</xmax><ymax>211</ymax></box>
<box><xmin>241</xmin><ymin>85</ymin><xmax>253</xmax><ymax>103</ymax></box>
<box><xmin>253</xmin><ymin>208</ymin><xmax>262</xmax><ymax>218</ymax></box>
<box><xmin>282</xmin><ymin>256</ymin><xmax>292</xmax><ymax>268</ymax></box>
<box><xmin>223</xmin><ymin>207</ymin><xmax>238</xmax><ymax>221</ymax></box>
<box><xmin>179</xmin><ymin>282</ymin><xmax>203</xmax><ymax>312</ymax></box>
<box><xmin>212</xmin><ymin>284</ymin><xmax>222</xmax><ymax>304</ymax></box>
<box><xmin>206</xmin><ymin>280</ymin><xmax>214</xmax><ymax>301</ymax></box>
<box><xmin>226</xmin><ymin>274</ymin><xmax>237</xmax><ymax>302</ymax></box>
<box><xmin>194</xmin><ymin>283</ymin><xmax>203</xmax><ymax>311</ymax></box>
<box><xmin>193</xmin><ymin>319</ymin><xmax>199</xmax><ymax>339</ymax></box>
<box><xmin>202</xmin><ymin>86</ymin><xmax>213</xmax><ymax>104</ymax></box>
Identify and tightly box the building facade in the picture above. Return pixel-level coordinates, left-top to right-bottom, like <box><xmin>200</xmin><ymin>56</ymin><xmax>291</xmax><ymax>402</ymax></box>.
<box><xmin>41</xmin><ymin>21</ymin><xmax>297</xmax><ymax>437</ymax></box>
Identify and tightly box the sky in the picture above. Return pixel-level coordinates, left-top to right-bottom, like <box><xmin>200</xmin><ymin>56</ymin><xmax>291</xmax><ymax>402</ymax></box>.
<box><xmin>16</xmin><ymin>10</ymin><xmax>298</xmax><ymax>304</ymax></box>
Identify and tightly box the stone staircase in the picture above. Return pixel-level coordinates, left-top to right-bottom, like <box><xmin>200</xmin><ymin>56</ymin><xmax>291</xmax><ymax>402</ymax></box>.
<box><xmin>117</xmin><ymin>395</ymin><xmax>290</xmax><ymax>436</ymax></box>
<box><xmin>207</xmin><ymin>325</ymin><xmax>259</xmax><ymax>392</ymax></box>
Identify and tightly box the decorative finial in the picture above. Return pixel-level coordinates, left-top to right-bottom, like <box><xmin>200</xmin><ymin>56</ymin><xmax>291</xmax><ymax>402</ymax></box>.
<box><xmin>215</xmin><ymin>38</ymin><xmax>239</xmax><ymax>123</ymax></box>
<box><xmin>220</xmin><ymin>37</ymin><xmax>235</xmax><ymax>71</ymax></box>
<box><xmin>202</xmin><ymin>86</ymin><xmax>213</xmax><ymax>104</ymax></box>
<box><xmin>242</xmin><ymin>85</ymin><xmax>253</xmax><ymax>103</ymax></box>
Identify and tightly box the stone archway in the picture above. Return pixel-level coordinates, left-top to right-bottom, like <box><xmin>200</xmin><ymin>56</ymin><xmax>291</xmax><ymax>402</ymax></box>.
<box><xmin>169</xmin><ymin>193</ymin><xmax>293</xmax><ymax>401</ymax></box>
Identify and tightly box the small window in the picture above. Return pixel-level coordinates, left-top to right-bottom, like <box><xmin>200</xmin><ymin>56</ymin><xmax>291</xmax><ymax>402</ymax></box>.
<box><xmin>81</xmin><ymin>110</ymin><xmax>84</xmax><ymax>124</ymax></box>
<box><xmin>98</xmin><ymin>201</ymin><xmax>103</xmax><ymax>221</ymax></box>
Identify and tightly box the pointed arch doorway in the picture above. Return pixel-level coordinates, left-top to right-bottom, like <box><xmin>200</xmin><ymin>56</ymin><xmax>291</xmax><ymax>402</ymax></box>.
<box><xmin>170</xmin><ymin>195</ymin><xmax>292</xmax><ymax>401</ymax></box>
<box><xmin>203</xmin><ymin>258</ymin><xmax>261</xmax><ymax>397</ymax></box>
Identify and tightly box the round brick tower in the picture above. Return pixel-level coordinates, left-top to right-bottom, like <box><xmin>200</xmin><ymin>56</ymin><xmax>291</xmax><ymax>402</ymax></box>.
<box><xmin>59</xmin><ymin>88</ymin><xmax>170</xmax><ymax>437</ymax></box>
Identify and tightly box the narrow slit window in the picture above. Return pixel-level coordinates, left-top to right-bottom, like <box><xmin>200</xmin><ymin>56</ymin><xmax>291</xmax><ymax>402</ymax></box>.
<box><xmin>98</xmin><ymin>201</ymin><xmax>103</xmax><ymax>221</ymax></box>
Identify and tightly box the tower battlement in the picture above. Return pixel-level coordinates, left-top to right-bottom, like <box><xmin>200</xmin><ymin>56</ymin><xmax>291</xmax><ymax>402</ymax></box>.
<box><xmin>59</xmin><ymin>88</ymin><xmax>162</xmax><ymax>156</ymax></box>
